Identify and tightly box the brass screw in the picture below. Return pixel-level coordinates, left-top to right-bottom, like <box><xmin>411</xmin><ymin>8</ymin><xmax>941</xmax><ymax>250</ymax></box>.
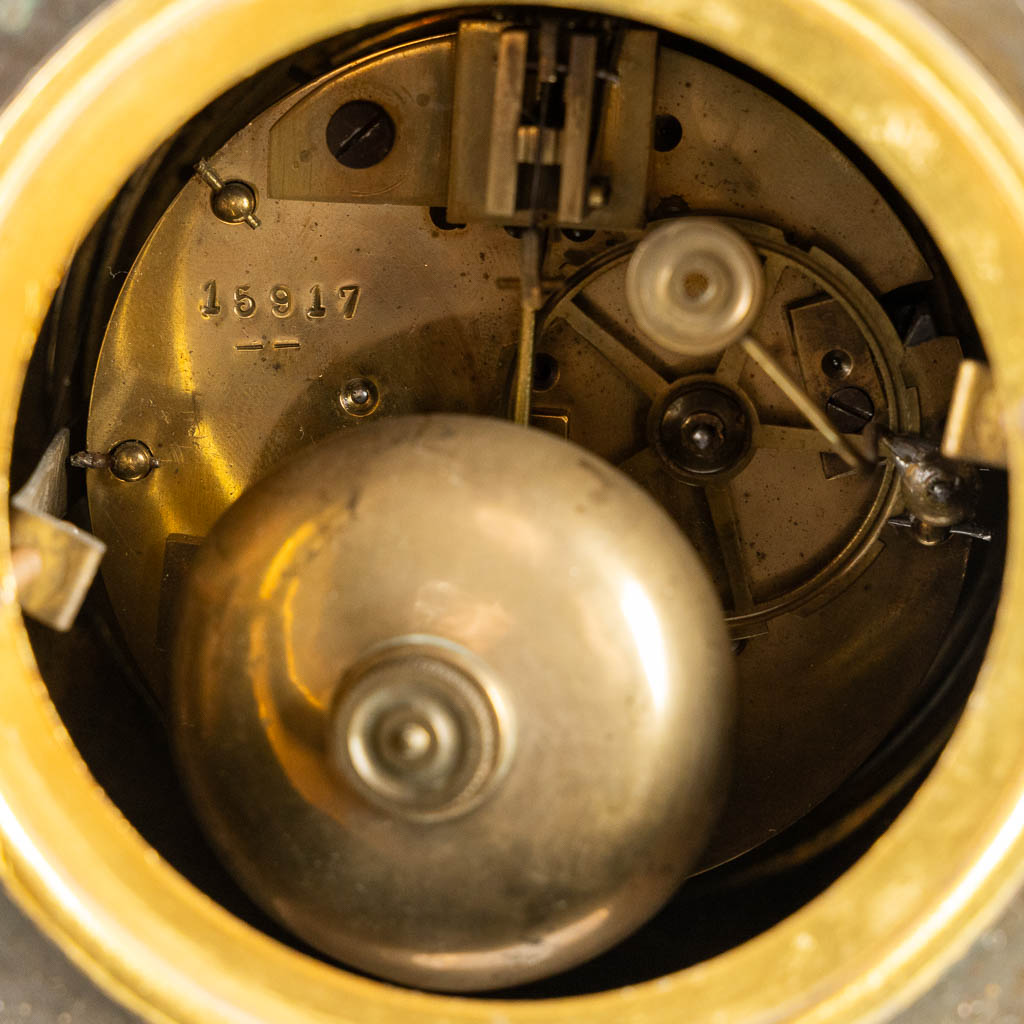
<box><xmin>195</xmin><ymin>160</ymin><xmax>260</xmax><ymax>229</ymax></box>
<box><xmin>326</xmin><ymin>100</ymin><xmax>396</xmax><ymax>169</ymax></box>
<box><xmin>339</xmin><ymin>378</ymin><xmax>380</xmax><ymax>417</ymax></box>
<box><xmin>71</xmin><ymin>439</ymin><xmax>158</xmax><ymax>480</ymax></box>
<box><xmin>109</xmin><ymin>440</ymin><xmax>157</xmax><ymax>481</ymax></box>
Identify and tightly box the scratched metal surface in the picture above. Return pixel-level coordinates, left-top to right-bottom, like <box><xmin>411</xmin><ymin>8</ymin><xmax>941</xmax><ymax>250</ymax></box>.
<box><xmin>2</xmin><ymin>0</ymin><xmax>1024</xmax><ymax>1021</ymax></box>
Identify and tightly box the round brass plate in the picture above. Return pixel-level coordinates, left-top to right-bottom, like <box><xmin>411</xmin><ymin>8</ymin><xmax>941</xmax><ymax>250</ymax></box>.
<box><xmin>83</xmin><ymin>35</ymin><xmax>967</xmax><ymax>868</ymax></box>
<box><xmin>2</xmin><ymin>1</ymin><xmax>1024</xmax><ymax>1024</ymax></box>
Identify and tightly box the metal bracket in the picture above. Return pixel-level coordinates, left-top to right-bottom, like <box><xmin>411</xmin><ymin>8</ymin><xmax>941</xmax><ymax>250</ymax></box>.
<box><xmin>447</xmin><ymin>22</ymin><xmax>657</xmax><ymax>228</ymax></box>
<box><xmin>11</xmin><ymin>429</ymin><xmax>106</xmax><ymax>631</ymax></box>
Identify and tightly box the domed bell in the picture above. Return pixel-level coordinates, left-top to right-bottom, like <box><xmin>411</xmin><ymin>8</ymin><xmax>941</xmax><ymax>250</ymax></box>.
<box><xmin>170</xmin><ymin>415</ymin><xmax>735</xmax><ymax>991</ymax></box>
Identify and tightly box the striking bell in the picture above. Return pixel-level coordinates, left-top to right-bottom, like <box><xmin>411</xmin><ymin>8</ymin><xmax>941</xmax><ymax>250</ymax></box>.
<box><xmin>171</xmin><ymin>415</ymin><xmax>734</xmax><ymax>991</ymax></box>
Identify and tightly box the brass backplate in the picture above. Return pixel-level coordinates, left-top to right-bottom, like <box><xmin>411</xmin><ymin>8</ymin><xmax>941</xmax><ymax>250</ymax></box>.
<box><xmin>86</xmin><ymin>37</ymin><xmax>968</xmax><ymax>867</ymax></box>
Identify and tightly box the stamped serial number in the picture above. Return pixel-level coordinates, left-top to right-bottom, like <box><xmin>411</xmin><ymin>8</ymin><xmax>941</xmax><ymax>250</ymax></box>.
<box><xmin>199</xmin><ymin>281</ymin><xmax>361</xmax><ymax>320</ymax></box>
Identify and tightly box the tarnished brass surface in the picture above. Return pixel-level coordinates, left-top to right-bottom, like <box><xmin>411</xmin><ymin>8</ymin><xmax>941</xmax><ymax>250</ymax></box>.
<box><xmin>541</xmin><ymin>226</ymin><xmax>932</xmax><ymax>620</ymax></box>
<box><xmin>3</xmin><ymin>2</ymin><xmax>1024</xmax><ymax>1024</ymax></box>
<box><xmin>85</xmin><ymin>40</ymin><xmax>933</xmax><ymax>681</ymax></box>
<box><xmin>85</xmin><ymin>36</ymin><xmax>967</xmax><ymax>868</ymax></box>
<box><xmin>537</xmin><ymin>223</ymin><xmax>966</xmax><ymax>863</ymax></box>
<box><xmin>171</xmin><ymin>414</ymin><xmax>733</xmax><ymax>990</ymax></box>
<box><xmin>269</xmin><ymin>37</ymin><xmax>456</xmax><ymax>206</ymax></box>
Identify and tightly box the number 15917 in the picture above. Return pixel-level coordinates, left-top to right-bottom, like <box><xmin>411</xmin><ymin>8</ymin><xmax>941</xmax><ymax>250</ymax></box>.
<box><xmin>200</xmin><ymin>281</ymin><xmax>360</xmax><ymax>320</ymax></box>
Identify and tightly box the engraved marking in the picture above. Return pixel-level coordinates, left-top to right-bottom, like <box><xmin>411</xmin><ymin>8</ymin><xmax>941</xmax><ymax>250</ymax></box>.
<box><xmin>307</xmin><ymin>285</ymin><xmax>326</xmax><ymax>319</ymax></box>
<box><xmin>272</xmin><ymin>341</ymin><xmax>301</xmax><ymax>350</ymax></box>
<box><xmin>200</xmin><ymin>282</ymin><xmax>360</xmax><ymax>320</ymax></box>
<box><xmin>339</xmin><ymin>285</ymin><xmax>361</xmax><ymax>319</ymax></box>
<box><xmin>234</xmin><ymin>285</ymin><xmax>256</xmax><ymax>318</ymax></box>
<box><xmin>271</xmin><ymin>285</ymin><xmax>292</xmax><ymax>318</ymax></box>
<box><xmin>200</xmin><ymin>279</ymin><xmax>221</xmax><ymax>317</ymax></box>
<box><xmin>234</xmin><ymin>342</ymin><xmax>264</xmax><ymax>351</ymax></box>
